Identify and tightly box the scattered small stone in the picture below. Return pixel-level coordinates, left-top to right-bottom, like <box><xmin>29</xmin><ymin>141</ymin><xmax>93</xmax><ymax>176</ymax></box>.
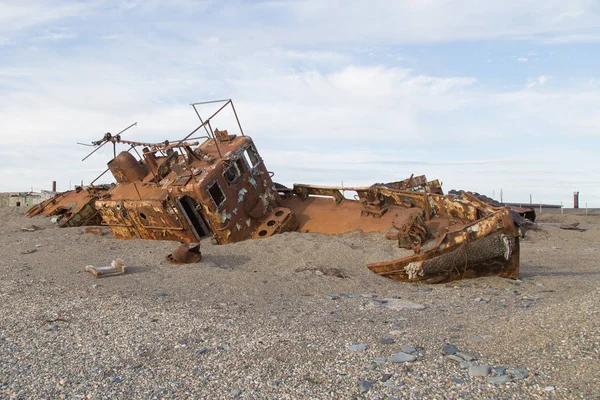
<box><xmin>323</xmin><ymin>294</ymin><xmax>339</xmax><ymax>300</ymax></box>
<box><xmin>198</xmin><ymin>347</ymin><xmax>209</xmax><ymax>355</ymax></box>
<box><xmin>456</xmin><ymin>352</ymin><xmax>476</xmax><ymax>361</ymax></box>
<box><xmin>474</xmin><ymin>297</ymin><xmax>490</xmax><ymax>303</ymax></box>
<box><xmin>417</xmin><ymin>287</ymin><xmax>433</xmax><ymax>292</ymax></box>
<box><xmin>373</xmin><ymin>299</ymin><xmax>389</xmax><ymax>305</ymax></box>
<box><xmin>544</xmin><ymin>386</ymin><xmax>555</xmax><ymax>391</ymax></box>
<box><xmin>381</xmin><ymin>373</ymin><xmax>392</xmax><ymax>382</ymax></box>
<box><xmin>373</xmin><ymin>358</ymin><xmax>387</xmax><ymax>364</ymax></box>
<box><xmin>21</xmin><ymin>225</ymin><xmax>40</xmax><ymax>232</ymax></box>
<box><xmin>154</xmin><ymin>292</ymin><xmax>168</xmax><ymax>297</ymax></box>
<box><xmin>467</xmin><ymin>334</ymin><xmax>494</xmax><ymax>342</ymax></box>
<box><xmin>347</xmin><ymin>344</ymin><xmax>368</xmax><ymax>352</ymax></box>
<box><xmin>460</xmin><ymin>361</ymin><xmax>473</xmax><ymax>369</ymax></box>
<box><xmin>493</xmin><ymin>366</ymin><xmax>506</xmax><ymax>375</ymax></box>
<box><xmin>450</xmin><ymin>377</ymin><xmax>464</xmax><ymax>385</ymax></box>
<box><xmin>383</xmin><ymin>299</ymin><xmax>425</xmax><ymax>310</ymax></box>
<box><xmin>383</xmin><ymin>381</ymin><xmax>402</xmax><ymax>390</ymax></box>
<box><xmin>230</xmin><ymin>389</ymin><xmax>241</xmax><ymax>398</ymax></box>
<box><xmin>468</xmin><ymin>365</ymin><xmax>491</xmax><ymax>377</ymax></box>
<box><xmin>20</xmin><ymin>249</ymin><xmax>37</xmax><ymax>255</ymax></box>
<box><xmin>507</xmin><ymin>368</ymin><xmax>529</xmax><ymax>381</ymax></box>
<box><xmin>446</xmin><ymin>354</ymin><xmax>463</xmax><ymax>363</ymax></box>
<box><xmin>442</xmin><ymin>343</ymin><xmax>458</xmax><ymax>355</ymax></box>
<box><xmin>380</xmin><ymin>337</ymin><xmax>395</xmax><ymax>344</ymax></box>
<box><xmin>387</xmin><ymin>352</ymin><xmax>417</xmax><ymax>363</ymax></box>
<box><xmin>359</xmin><ymin>378</ymin><xmax>372</xmax><ymax>393</ymax></box>
<box><xmin>366</xmin><ymin>362</ymin><xmax>378</xmax><ymax>370</ymax></box>
<box><xmin>400</xmin><ymin>346</ymin><xmax>417</xmax><ymax>354</ymax></box>
<box><xmin>361</xmin><ymin>294</ymin><xmax>377</xmax><ymax>298</ymax></box>
<box><xmin>45</xmin><ymin>324</ymin><xmax>58</xmax><ymax>331</ymax></box>
<box><xmin>488</xmin><ymin>375</ymin><xmax>512</xmax><ymax>385</ymax></box>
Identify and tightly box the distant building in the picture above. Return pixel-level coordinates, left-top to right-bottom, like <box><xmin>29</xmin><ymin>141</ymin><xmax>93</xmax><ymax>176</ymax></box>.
<box><xmin>0</xmin><ymin>191</ymin><xmax>57</xmax><ymax>208</ymax></box>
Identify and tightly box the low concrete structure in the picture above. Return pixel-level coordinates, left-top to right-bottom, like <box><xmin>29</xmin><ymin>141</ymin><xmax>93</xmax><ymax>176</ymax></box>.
<box><xmin>0</xmin><ymin>191</ymin><xmax>57</xmax><ymax>208</ymax></box>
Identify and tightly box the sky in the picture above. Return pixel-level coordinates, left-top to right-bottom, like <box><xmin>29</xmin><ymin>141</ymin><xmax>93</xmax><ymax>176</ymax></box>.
<box><xmin>0</xmin><ymin>0</ymin><xmax>599</xmax><ymax>207</ymax></box>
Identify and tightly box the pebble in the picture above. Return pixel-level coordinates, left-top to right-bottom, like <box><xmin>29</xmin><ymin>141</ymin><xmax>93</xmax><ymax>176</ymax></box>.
<box><xmin>400</xmin><ymin>346</ymin><xmax>417</xmax><ymax>354</ymax></box>
<box><xmin>383</xmin><ymin>299</ymin><xmax>425</xmax><ymax>310</ymax></box>
<box><xmin>347</xmin><ymin>344</ymin><xmax>368</xmax><ymax>352</ymax></box>
<box><xmin>456</xmin><ymin>352</ymin><xmax>476</xmax><ymax>361</ymax></box>
<box><xmin>442</xmin><ymin>343</ymin><xmax>458</xmax><ymax>355</ymax></box>
<box><xmin>417</xmin><ymin>287</ymin><xmax>433</xmax><ymax>292</ymax></box>
<box><xmin>45</xmin><ymin>324</ymin><xmax>58</xmax><ymax>331</ymax></box>
<box><xmin>373</xmin><ymin>358</ymin><xmax>387</xmax><ymax>364</ymax></box>
<box><xmin>493</xmin><ymin>366</ymin><xmax>506</xmax><ymax>375</ymax></box>
<box><xmin>361</xmin><ymin>294</ymin><xmax>377</xmax><ymax>298</ymax></box>
<box><xmin>366</xmin><ymin>362</ymin><xmax>378</xmax><ymax>370</ymax></box>
<box><xmin>474</xmin><ymin>297</ymin><xmax>490</xmax><ymax>303</ymax></box>
<box><xmin>544</xmin><ymin>386</ymin><xmax>555</xmax><ymax>391</ymax></box>
<box><xmin>381</xmin><ymin>373</ymin><xmax>392</xmax><ymax>382</ymax></box>
<box><xmin>359</xmin><ymin>378</ymin><xmax>372</xmax><ymax>393</ymax></box>
<box><xmin>468</xmin><ymin>365</ymin><xmax>491</xmax><ymax>377</ymax></box>
<box><xmin>507</xmin><ymin>368</ymin><xmax>529</xmax><ymax>381</ymax></box>
<box><xmin>323</xmin><ymin>294</ymin><xmax>339</xmax><ymax>300</ymax></box>
<box><xmin>380</xmin><ymin>337</ymin><xmax>395</xmax><ymax>344</ymax></box>
<box><xmin>460</xmin><ymin>361</ymin><xmax>473</xmax><ymax>369</ymax></box>
<box><xmin>450</xmin><ymin>377</ymin><xmax>464</xmax><ymax>385</ymax></box>
<box><xmin>383</xmin><ymin>381</ymin><xmax>402</xmax><ymax>390</ymax></box>
<box><xmin>488</xmin><ymin>375</ymin><xmax>512</xmax><ymax>385</ymax></box>
<box><xmin>230</xmin><ymin>389</ymin><xmax>241</xmax><ymax>398</ymax></box>
<box><xmin>387</xmin><ymin>352</ymin><xmax>417</xmax><ymax>363</ymax></box>
<box><xmin>446</xmin><ymin>354</ymin><xmax>463</xmax><ymax>363</ymax></box>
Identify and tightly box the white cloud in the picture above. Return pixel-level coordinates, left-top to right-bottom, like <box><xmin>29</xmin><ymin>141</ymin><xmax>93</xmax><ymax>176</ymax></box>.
<box><xmin>0</xmin><ymin>1</ymin><xmax>599</xmax><ymax>206</ymax></box>
<box><xmin>517</xmin><ymin>57</ymin><xmax>528</xmax><ymax>63</ymax></box>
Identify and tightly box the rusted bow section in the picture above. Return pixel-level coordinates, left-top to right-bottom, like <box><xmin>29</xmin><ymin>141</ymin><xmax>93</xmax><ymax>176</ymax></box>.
<box><xmin>30</xmin><ymin>99</ymin><xmax>520</xmax><ymax>282</ymax></box>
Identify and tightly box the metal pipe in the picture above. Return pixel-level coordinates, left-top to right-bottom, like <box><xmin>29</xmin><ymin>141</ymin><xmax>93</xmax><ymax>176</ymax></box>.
<box><xmin>207</xmin><ymin>119</ymin><xmax>223</xmax><ymax>158</ymax></box>
<box><xmin>190</xmin><ymin>99</ymin><xmax>231</xmax><ymax>106</ymax></box>
<box><xmin>192</xmin><ymin>104</ymin><xmax>212</xmax><ymax>137</ymax></box>
<box><xmin>82</xmin><ymin>141</ymin><xmax>107</xmax><ymax>161</ymax></box>
<box><xmin>230</xmin><ymin>100</ymin><xmax>245</xmax><ymax>136</ymax></box>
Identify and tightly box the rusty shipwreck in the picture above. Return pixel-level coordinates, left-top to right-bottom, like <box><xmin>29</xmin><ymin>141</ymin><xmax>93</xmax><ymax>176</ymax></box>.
<box><xmin>32</xmin><ymin>99</ymin><xmax>521</xmax><ymax>283</ymax></box>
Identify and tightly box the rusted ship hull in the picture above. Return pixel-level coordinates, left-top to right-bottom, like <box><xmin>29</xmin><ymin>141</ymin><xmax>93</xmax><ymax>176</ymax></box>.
<box><xmin>29</xmin><ymin>99</ymin><xmax>520</xmax><ymax>283</ymax></box>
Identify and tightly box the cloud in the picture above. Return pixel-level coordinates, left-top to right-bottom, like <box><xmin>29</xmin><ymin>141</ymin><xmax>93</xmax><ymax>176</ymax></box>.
<box><xmin>526</xmin><ymin>75</ymin><xmax>550</xmax><ymax>88</ymax></box>
<box><xmin>517</xmin><ymin>57</ymin><xmax>528</xmax><ymax>63</ymax></box>
<box><xmin>0</xmin><ymin>1</ymin><xmax>599</xmax><ymax>206</ymax></box>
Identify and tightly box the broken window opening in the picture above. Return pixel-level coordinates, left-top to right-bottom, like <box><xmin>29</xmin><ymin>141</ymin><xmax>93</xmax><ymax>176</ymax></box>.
<box><xmin>242</xmin><ymin>145</ymin><xmax>260</xmax><ymax>169</ymax></box>
<box><xmin>235</xmin><ymin>158</ymin><xmax>246</xmax><ymax>174</ymax></box>
<box><xmin>178</xmin><ymin>196</ymin><xmax>211</xmax><ymax>239</ymax></box>
<box><xmin>223</xmin><ymin>162</ymin><xmax>242</xmax><ymax>186</ymax></box>
<box><xmin>208</xmin><ymin>181</ymin><xmax>226</xmax><ymax>208</ymax></box>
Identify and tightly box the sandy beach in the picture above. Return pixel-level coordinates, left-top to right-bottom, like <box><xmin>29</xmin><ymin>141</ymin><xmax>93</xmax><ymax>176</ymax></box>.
<box><xmin>1</xmin><ymin>207</ymin><xmax>599</xmax><ymax>399</ymax></box>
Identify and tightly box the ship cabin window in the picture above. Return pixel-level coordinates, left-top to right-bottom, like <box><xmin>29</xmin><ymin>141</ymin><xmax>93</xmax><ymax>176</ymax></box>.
<box><xmin>208</xmin><ymin>181</ymin><xmax>226</xmax><ymax>208</ymax></box>
<box><xmin>242</xmin><ymin>145</ymin><xmax>260</xmax><ymax>169</ymax></box>
<box><xmin>223</xmin><ymin>161</ymin><xmax>242</xmax><ymax>186</ymax></box>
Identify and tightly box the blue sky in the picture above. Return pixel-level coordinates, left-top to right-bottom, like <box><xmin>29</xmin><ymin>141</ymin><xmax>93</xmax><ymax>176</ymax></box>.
<box><xmin>1</xmin><ymin>0</ymin><xmax>599</xmax><ymax>207</ymax></box>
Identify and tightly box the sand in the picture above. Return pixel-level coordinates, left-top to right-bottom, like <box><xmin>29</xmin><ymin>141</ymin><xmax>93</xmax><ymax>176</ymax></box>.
<box><xmin>0</xmin><ymin>207</ymin><xmax>599</xmax><ymax>399</ymax></box>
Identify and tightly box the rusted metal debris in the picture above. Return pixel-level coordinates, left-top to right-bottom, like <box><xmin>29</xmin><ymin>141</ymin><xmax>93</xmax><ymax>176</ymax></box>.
<box><xmin>166</xmin><ymin>243</ymin><xmax>202</xmax><ymax>264</ymax></box>
<box><xmin>27</xmin><ymin>185</ymin><xmax>107</xmax><ymax>227</ymax></box>
<box><xmin>559</xmin><ymin>222</ymin><xmax>587</xmax><ymax>232</ymax></box>
<box><xmin>33</xmin><ymin>99</ymin><xmax>521</xmax><ymax>283</ymax></box>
